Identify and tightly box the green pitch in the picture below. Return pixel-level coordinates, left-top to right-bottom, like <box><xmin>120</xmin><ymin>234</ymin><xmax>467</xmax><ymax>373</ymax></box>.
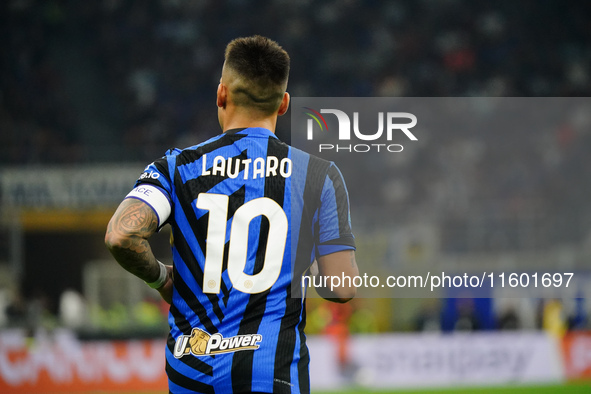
<box><xmin>313</xmin><ymin>382</ymin><xmax>591</xmax><ymax>394</ymax></box>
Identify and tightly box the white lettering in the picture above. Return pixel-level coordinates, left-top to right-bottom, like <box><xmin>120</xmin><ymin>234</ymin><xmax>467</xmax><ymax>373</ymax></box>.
<box><xmin>320</xmin><ymin>109</ymin><xmax>351</xmax><ymax>140</ymax></box>
<box><xmin>206</xmin><ymin>333</ymin><xmax>223</xmax><ymax>354</ymax></box>
<box><xmin>387</xmin><ymin>144</ymin><xmax>404</xmax><ymax>152</ymax></box>
<box><xmin>227</xmin><ymin>157</ymin><xmax>240</xmax><ymax>179</ymax></box>
<box><xmin>353</xmin><ymin>144</ymin><xmax>370</xmax><ymax>152</ymax></box>
<box><xmin>253</xmin><ymin>158</ymin><xmax>265</xmax><ymax>179</ymax></box>
<box><xmin>279</xmin><ymin>158</ymin><xmax>292</xmax><ymax>178</ymax></box>
<box><xmin>353</xmin><ymin>112</ymin><xmax>384</xmax><ymax>140</ymax></box>
<box><xmin>228</xmin><ymin>336</ymin><xmax>242</xmax><ymax>349</ymax></box>
<box><xmin>173</xmin><ymin>336</ymin><xmax>189</xmax><ymax>358</ymax></box>
<box><xmin>242</xmin><ymin>159</ymin><xmax>252</xmax><ymax>180</ymax></box>
<box><xmin>139</xmin><ymin>171</ymin><xmax>160</xmax><ymax>180</ymax></box>
<box><xmin>266</xmin><ymin>156</ymin><xmax>278</xmax><ymax>177</ymax></box>
<box><xmin>201</xmin><ymin>154</ymin><xmax>211</xmax><ymax>176</ymax></box>
<box><xmin>197</xmin><ymin>156</ymin><xmax>291</xmax><ymax>179</ymax></box>
<box><xmin>387</xmin><ymin>112</ymin><xmax>418</xmax><ymax>140</ymax></box>
<box><xmin>212</xmin><ymin>156</ymin><xmax>225</xmax><ymax>176</ymax></box>
<box><xmin>310</xmin><ymin>110</ymin><xmax>417</xmax><ymax>142</ymax></box>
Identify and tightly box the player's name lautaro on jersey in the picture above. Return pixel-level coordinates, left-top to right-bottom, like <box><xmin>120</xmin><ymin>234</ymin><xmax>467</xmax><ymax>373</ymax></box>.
<box><xmin>200</xmin><ymin>154</ymin><xmax>292</xmax><ymax>180</ymax></box>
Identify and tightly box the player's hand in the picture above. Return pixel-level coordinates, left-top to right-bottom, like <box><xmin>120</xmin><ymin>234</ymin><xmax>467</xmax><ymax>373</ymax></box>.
<box><xmin>156</xmin><ymin>265</ymin><xmax>174</xmax><ymax>304</ymax></box>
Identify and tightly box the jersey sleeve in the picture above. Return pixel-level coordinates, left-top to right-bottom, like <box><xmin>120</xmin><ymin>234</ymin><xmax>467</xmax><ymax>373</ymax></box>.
<box><xmin>125</xmin><ymin>155</ymin><xmax>174</xmax><ymax>229</ymax></box>
<box><xmin>315</xmin><ymin>163</ymin><xmax>356</xmax><ymax>257</ymax></box>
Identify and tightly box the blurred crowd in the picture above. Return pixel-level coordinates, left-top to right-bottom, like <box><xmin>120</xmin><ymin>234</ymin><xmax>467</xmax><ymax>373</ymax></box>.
<box><xmin>0</xmin><ymin>286</ymin><xmax>168</xmax><ymax>337</ymax></box>
<box><xmin>2</xmin><ymin>0</ymin><xmax>590</xmax><ymax>164</ymax></box>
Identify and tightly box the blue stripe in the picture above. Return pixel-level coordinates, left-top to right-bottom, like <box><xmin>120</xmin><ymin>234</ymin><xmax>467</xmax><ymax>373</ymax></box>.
<box><xmin>165</xmin><ymin>347</ymin><xmax>214</xmax><ymax>386</ymax></box>
<box><xmin>167</xmin><ymin>380</ymin><xmax>188</xmax><ymax>394</ymax></box>
<box><xmin>318</xmin><ymin>175</ymin><xmax>340</xmax><ymax>244</ymax></box>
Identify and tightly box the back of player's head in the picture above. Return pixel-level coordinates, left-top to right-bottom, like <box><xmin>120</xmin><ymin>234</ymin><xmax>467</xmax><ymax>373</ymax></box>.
<box><xmin>223</xmin><ymin>35</ymin><xmax>290</xmax><ymax>115</ymax></box>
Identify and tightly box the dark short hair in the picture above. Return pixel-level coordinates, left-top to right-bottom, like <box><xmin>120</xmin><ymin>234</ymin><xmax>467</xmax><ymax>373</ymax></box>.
<box><xmin>224</xmin><ymin>35</ymin><xmax>290</xmax><ymax>114</ymax></box>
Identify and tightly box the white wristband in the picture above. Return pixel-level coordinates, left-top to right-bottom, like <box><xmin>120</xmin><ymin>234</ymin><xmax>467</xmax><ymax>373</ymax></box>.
<box><xmin>146</xmin><ymin>261</ymin><xmax>168</xmax><ymax>289</ymax></box>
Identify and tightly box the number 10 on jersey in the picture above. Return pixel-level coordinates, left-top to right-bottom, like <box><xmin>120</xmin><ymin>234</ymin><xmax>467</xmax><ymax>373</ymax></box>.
<box><xmin>196</xmin><ymin>193</ymin><xmax>288</xmax><ymax>294</ymax></box>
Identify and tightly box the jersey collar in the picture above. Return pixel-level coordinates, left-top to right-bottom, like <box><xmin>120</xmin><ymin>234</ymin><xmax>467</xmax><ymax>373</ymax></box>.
<box><xmin>225</xmin><ymin>127</ymin><xmax>278</xmax><ymax>138</ymax></box>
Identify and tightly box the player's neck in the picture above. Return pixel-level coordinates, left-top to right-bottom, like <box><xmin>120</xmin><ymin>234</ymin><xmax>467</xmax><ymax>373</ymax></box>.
<box><xmin>222</xmin><ymin>115</ymin><xmax>277</xmax><ymax>134</ymax></box>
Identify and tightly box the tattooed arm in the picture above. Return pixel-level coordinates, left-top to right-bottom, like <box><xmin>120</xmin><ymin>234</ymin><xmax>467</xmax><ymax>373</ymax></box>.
<box><xmin>105</xmin><ymin>198</ymin><xmax>173</xmax><ymax>303</ymax></box>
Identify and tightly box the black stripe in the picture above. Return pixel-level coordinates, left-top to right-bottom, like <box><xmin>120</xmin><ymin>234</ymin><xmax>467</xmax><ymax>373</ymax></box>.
<box><xmin>297</xmin><ymin>304</ymin><xmax>310</xmax><ymax>394</ymax></box>
<box><xmin>172</xmin><ymin>230</ymin><xmax>218</xmax><ymax>334</ymax></box>
<box><xmin>154</xmin><ymin>157</ymin><xmax>170</xmax><ymax>180</ymax></box>
<box><xmin>166</xmin><ymin>360</ymin><xmax>215</xmax><ymax>394</ymax></box>
<box><xmin>232</xmin><ymin>137</ymin><xmax>288</xmax><ymax>393</ymax></box>
<box><xmin>227</xmin><ymin>184</ymin><xmax>246</xmax><ymax>222</ymax></box>
<box><xmin>170</xmin><ymin>303</ymin><xmax>192</xmax><ymax>335</ymax></box>
<box><xmin>319</xmin><ymin>235</ymin><xmax>356</xmax><ymax>247</ymax></box>
<box><xmin>275</xmin><ymin>155</ymin><xmax>329</xmax><ymax>392</ymax></box>
<box><xmin>225</xmin><ymin>127</ymin><xmax>247</xmax><ymax>135</ymax></box>
<box><xmin>166</xmin><ymin>334</ymin><xmax>214</xmax><ymax>377</ymax></box>
<box><xmin>273</xmin><ymin>289</ymin><xmax>300</xmax><ymax>394</ymax></box>
<box><xmin>176</xmin><ymin>134</ymin><xmax>246</xmax><ymax>167</ymax></box>
<box><xmin>313</xmin><ymin>212</ymin><xmax>321</xmax><ymax>263</ymax></box>
<box><xmin>135</xmin><ymin>157</ymin><xmax>171</xmax><ymax>188</ymax></box>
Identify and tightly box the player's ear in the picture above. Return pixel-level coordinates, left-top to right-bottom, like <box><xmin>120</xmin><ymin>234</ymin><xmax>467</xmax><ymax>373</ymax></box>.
<box><xmin>217</xmin><ymin>82</ymin><xmax>227</xmax><ymax>109</ymax></box>
<box><xmin>277</xmin><ymin>92</ymin><xmax>290</xmax><ymax>116</ymax></box>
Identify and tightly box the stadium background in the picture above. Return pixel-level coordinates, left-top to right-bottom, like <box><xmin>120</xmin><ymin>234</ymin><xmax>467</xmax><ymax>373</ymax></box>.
<box><xmin>1</xmin><ymin>0</ymin><xmax>591</xmax><ymax>392</ymax></box>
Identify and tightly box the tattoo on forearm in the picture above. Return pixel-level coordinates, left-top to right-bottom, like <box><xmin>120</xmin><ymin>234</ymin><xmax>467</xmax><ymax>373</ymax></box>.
<box><xmin>106</xmin><ymin>199</ymin><xmax>160</xmax><ymax>282</ymax></box>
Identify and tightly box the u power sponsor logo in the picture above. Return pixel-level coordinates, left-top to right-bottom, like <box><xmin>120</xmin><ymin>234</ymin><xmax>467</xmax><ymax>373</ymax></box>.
<box><xmin>304</xmin><ymin>107</ymin><xmax>417</xmax><ymax>153</ymax></box>
<box><xmin>173</xmin><ymin>328</ymin><xmax>262</xmax><ymax>358</ymax></box>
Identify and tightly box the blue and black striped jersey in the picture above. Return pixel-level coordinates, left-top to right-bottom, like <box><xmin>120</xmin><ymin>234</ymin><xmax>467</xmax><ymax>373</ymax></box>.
<box><xmin>132</xmin><ymin>127</ymin><xmax>355</xmax><ymax>394</ymax></box>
